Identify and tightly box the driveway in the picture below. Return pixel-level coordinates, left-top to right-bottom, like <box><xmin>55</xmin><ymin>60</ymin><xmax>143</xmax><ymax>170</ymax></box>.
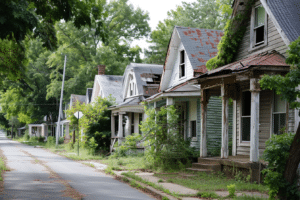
<box><xmin>0</xmin><ymin>131</ymin><xmax>154</xmax><ymax>200</ymax></box>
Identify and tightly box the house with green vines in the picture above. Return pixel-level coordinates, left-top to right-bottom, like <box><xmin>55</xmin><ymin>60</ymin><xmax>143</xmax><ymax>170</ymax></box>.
<box><xmin>145</xmin><ymin>26</ymin><xmax>234</xmax><ymax>155</ymax></box>
<box><xmin>188</xmin><ymin>0</ymin><xmax>300</xmax><ymax>177</ymax></box>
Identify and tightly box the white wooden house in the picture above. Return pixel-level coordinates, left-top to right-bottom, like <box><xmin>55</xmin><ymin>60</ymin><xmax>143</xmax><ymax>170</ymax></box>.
<box><xmin>188</xmin><ymin>0</ymin><xmax>300</xmax><ymax>182</ymax></box>
<box><xmin>90</xmin><ymin>65</ymin><xmax>123</xmax><ymax>104</ymax></box>
<box><xmin>146</xmin><ymin>26</ymin><xmax>232</xmax><ymax>154</ymax></box>
<box><xmin>109</xmin><ymin>63</ymin><xmax>163</xmax><ymax>150</ymax></box>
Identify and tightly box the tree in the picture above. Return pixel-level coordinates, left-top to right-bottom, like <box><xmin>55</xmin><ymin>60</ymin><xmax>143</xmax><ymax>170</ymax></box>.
<box><xmin>144</xmin><ymin>0</ymin><xmax>233</xmax><ymax>64</ymax></box>
<box><xmin>0</xmin><ymin>0</ymin><xmax>106</xmax><ymax>82</ymax></box>
<box><xmin>260</xmin><ymin>37</ymin><xmax>300</xmax><ymax>199</ymax></box>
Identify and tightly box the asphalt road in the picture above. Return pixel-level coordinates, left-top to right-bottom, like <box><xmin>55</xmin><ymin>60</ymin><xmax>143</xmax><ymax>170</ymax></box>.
<box><xmin>0</xmin><ymin>131</ymin><xmax>154</xmax><ymax>200</ymax></box>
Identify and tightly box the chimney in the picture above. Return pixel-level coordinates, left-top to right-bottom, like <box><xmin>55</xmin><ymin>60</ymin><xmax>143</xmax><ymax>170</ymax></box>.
<box><xmin>98</xmin><ymin>65</ymin><xmax>106</xmax><ymax>75</ymax></box>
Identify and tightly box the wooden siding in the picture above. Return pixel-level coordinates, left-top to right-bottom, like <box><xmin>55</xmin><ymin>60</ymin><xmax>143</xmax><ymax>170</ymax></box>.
<box><xmin>288</xmin><ymin>108</ymin><xmax>295</xmax><ymax>133</ymax></box>
<box><xmin>168</xmin><ymin>42</ymin><xmax>195</xmax><ymax>88</ymax></box>
<box><xmin>234</xmin><ymin>0</ymin><xmax>288</xmax><ymax>61</ymax></box>
<box><xmin>206</xmin><ymin>96</ymin><xmax>233</xmax><ymax>156</ymax></box>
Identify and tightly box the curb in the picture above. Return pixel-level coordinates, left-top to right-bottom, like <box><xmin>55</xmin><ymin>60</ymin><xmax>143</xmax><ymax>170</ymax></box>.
<box><xmin>115</xmin><ymin>173</ymin><xmax>178</xmax><ymax>200</ymax></box>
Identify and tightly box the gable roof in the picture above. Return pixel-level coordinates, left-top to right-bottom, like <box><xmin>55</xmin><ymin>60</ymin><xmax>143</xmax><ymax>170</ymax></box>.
<box><xmin>122</xmin><ymin>63</ymin><xmax>163</xmax><ymax>100</ymax></box>
<box><xmin>175</xmin><ymin>26</ymin><xmax>224</xmax><ymax>73</ymax></box>
<box><xmin>69</xmin><ymin>94</ymin><xmax>85</xmax><ymax>108</ymax></box>
<box><xmin>193</xmin><ymin>51</ymin><xmax>289</xmax><ymax>81</ymax></box>
<box><xmin>95</xmin><ymin>75</ymin><xmax>123</xmax><ymax>104</ymax></box>
<box><xmin>267</xmin><ymin>0</ymin><xmax>300</xmax><ymax>43</ymax></box>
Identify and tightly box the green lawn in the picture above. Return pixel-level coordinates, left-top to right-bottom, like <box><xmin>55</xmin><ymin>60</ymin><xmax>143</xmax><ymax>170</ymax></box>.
<box><xmin>99</xmin><ymin>156</ymin><xmax>147</xmax><ymax>171</ymax></box>
<box><xmin>154</xmin><ymin>172</ymin><xmax>269</xmax><ymax>193</ymax></box>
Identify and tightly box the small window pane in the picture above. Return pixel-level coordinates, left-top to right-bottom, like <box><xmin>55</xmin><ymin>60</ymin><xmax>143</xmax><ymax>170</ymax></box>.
<box><xmin>273</xmin><ymin>113</ymin><xmax>286</xmax><ymax>134</ymax></box>
<box><xmin>242</xmin><ymin>91</ymin><xmax>251</xmax><ymax>116</ymax></box>
<box><xmin>255</xmin><ymin>6</ymin><xmax>265</xmax><ymax>27</ymax></box>
<box><xmin>242</xmin><ymin>117</ymin><xmax>251</xmax><ymax>141</ymax></box>
<box><xmin>180</xmin><ymin>50</ymin><xmax>185</xmax><ymax>64</ymax></box>
<box><xmin>274</xmin><ymin>94</ymin><xmax>286</xmax><ymax>113</ymax></box>
<box><xmin>191</xmin><ymin>121</ymin><xmax>196</xmax><ymax>137</ymax></box>
<box><xmin>255</xmin><ymin>26</ymin><xmax>264</xmax><ymax>44</ymax></box>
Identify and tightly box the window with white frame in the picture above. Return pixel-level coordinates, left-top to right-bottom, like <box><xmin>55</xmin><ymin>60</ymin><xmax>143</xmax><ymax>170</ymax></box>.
<box><xmin>128</xmin><ymin>75</ymin><xmax>135</xmax><ymax>97</ymax></box>
<box><xmin>241</xmin><ymin>91</ymin><xmax>251</xmax><ymax>141</ymax></box>
<box><xmin>179</xmin><ymin>50</ymin><xmax>185</xmax><ymax>78</ymax></box>
<box><xmin>251</xmin><ymin>5</ymin><xmax>267</xmax><ymax>48</ymax></box>
<box><xmin>273</xmin><ymin>93</ymin><xmax>286</xmax><ymax>135</ymax></box>
<box><xmin>190</xmin><ymin>121</ymin><xmax>196</xmax><ymax>137</ymax></box>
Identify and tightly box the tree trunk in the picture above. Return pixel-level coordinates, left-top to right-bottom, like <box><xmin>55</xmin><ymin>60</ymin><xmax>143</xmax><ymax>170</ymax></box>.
<box><xmin>280</xmin><ymin>122</ymin><xmax>300</xmax><ymax>199</ymax></box>
<box><xmin>11</xmin><ymin>125</ymin><xmax>13</xmax><ymax>139</ymax></box>
<box><xmin>73</xmin><ymin>130</ymin><xmax>75</xmax><ymax>144</ymax></box>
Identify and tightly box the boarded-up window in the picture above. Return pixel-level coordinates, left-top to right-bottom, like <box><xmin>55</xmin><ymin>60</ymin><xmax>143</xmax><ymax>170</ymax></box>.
<box><xmin>179</xmin><ymin>50</ymin><xmax>185</xmax><ymax>78</ymax></box>
<box><xmin>273</xmin><ymin>94</ymin><xmax>286</xmax><ymax>134</ymax></box>
<box><xmin>242</xmin><ymin>91</ymin><xmax>251</xmax><ymax>141</ymax></box>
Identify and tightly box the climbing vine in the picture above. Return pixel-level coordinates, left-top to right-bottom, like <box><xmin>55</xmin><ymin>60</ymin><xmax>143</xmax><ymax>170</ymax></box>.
<box><xmin>206</xmin><ymin>0</ymin><xmax>256</xmax><ymax>70</ymax></box>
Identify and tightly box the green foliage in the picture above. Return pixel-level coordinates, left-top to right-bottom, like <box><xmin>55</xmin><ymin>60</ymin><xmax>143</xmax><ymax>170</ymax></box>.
<box><xmin>260</xmin><ymin>36</ymin><xmax>300</xmax><ymax>109</ymax></box>
<box><xmin>227</xmin><ymin>184</ymin><xmax>236</xmax><ymax>197</ymax></box>
<box><xmin>162</xmin><ymin>197</ymin><xmax>169</xmax><ymax>200</ymax></box>
<box><xmin>46</xmin><ymin>136</ymin><xmax>55</xmax><ymax>148</ymax></box>
<box><xmin>140</xmin><ymin>105</ymin><xmax>197</xmax><ymax>170</ymax></box>
<box><xmin>58</xmin><ymin>137</ymin><xmax>64</xmax><ymax>144</ymax></box>
<box><xmin>145</xmin><ymin>0</ymin><xmax>233</xmax><ymax>64</ymax></box>
<box><xmin>38</xmin><ymin>136</ymin><xmax>45</xmax><ymax>143</ymax></box>
<box><xmin>206</xmin><ymin>0</ymin><xmax>255</xmax><ymax>70</ymax></box>
<box><xmin>86</xmin><ymin>137</ymin><xmax>98</xmax><ymax>155</ymax></box>
<box><xmin>23</xmin><ymin>132</ymin><xmax>30</xmax><ymax>141</ymax></box>
<box><xmin>113</xmin><ymin>133</ymin><xmax>143</xmax><ymax>157</ymax></box>
<box><xmin>262</xmin><ymin>133</ymin><xmax>299</xmax><ymax>199</ymax></box>
<box><xmin>196</xmin><ymin>191</ymin><xmax>219</xmax><ymax>198</ymax></box>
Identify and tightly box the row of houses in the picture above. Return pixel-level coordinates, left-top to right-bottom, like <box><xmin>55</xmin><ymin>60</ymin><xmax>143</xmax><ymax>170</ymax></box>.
<box><xmin>25</xmin><ymin>0</ymin><xmax>299</xmax><ymax>182</ymax></box>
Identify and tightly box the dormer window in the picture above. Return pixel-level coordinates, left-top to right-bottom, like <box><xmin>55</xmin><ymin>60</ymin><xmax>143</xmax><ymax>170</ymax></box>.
<box><xmin>179</xmin><ymin>50</ymin><xmax>185</xmax><ymax>78</ymax></box>
<box><xmin>250</xmin><ymin>5</ymin><xmax>267</xmax><ymax>48</ymax></box>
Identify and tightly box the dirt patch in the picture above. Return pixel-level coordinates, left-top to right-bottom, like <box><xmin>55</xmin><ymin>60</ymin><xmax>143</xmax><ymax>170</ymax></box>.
<box><xmin>20</xmin><ymin>149</ymin><xmax>85</xmax><ymax>200</ymax></box>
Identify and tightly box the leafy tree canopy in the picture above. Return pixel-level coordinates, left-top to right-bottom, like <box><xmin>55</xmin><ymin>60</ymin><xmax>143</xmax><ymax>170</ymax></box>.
<box><xmin>144</xmin><ymin>0</ymin><xmax>233</xmax><ymax>64</ymax></box>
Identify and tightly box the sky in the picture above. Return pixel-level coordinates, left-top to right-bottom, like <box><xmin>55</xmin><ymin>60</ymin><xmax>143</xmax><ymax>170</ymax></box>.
<box><xmin>128</xmin><ymin>0</ymin><xmax>197</xmax><ymax>56</ymax></box>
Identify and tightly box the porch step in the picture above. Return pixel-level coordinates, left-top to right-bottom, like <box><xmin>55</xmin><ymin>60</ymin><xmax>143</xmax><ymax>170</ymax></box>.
<box><xmin>186</xmin><ymin>168</ymin><xmax>213</xmax><ymax>173</ymax></box>
<box><xmin>197</xmin><ymin>157</ymin><xmax>221</xmax><ymax>165</ymax></box>
<box><xmin>191</xmin><ymin>163</ymin><xmax>221</xmax><ymax>171</ymax></box>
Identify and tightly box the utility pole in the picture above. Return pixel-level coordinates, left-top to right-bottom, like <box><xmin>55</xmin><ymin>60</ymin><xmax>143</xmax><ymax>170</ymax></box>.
<box><xmin>56</xmin><ymin>55</ymin><xmax>67</xmax><ymax>146</ymax></box>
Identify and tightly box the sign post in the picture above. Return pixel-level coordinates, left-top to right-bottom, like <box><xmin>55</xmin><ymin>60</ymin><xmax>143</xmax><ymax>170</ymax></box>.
<box><xmin>74</xmin><ymin>111</ymin><xmax>83</xmax><ymax>156</ymax></box>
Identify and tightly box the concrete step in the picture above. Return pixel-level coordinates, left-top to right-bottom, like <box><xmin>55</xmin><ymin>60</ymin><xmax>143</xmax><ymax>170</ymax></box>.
<box><xmin>197</xmin><ymin>157</ymin><xmax>221</xmax><ymax>165</ymax></box>
<box><xmin>191</xmin><ymin>163</ymin><xmax>221</xmax><ymax>171</ymax></box>
<box><xmin>186</xmin><ymin>168</ymin><xmax>212</xmax><ymax>173</ymax></box>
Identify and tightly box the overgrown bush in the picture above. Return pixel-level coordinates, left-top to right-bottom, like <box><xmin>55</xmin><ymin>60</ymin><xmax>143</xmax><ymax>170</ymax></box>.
<box><xmin>23</xmin><ymin>132</ymin><xmax>30</xmax><ymax>141</ymax></box>
<box><xmin>38</xmin><ymin>136</ymin><xmax>45</xmax><ymax>143</ymax></box>
<box><xmin>87</xmin><ymin>137</ymin><xmax>98</xmax><ymax>155</ymax></box>
<box><xmin>113</xmin><ymin>133</ymin><xmax>143</xmax><ymax>157</ymax></box>
<box><xmin>58</xmin><ymin>137</ymin><xmax>64</xmax><ymax>144</ymax></box>
<box><xmin>29</xmin><ymin>136</ymin><xmax>38</xmax><ymax>142</ymax></box>
<box><xmin>141</xmin><ymin>105</ymin><xmax>197</xmax><ymax>170</ymax></box>
<box><xmin>262</xmin><ymin>133</ymin><xmax>299</xmax><ymax>199</ymax></box>
<box><xmin>46</xmin><ymin>136</ymin><xmax>55</xmax><ymax>148</ymax></box>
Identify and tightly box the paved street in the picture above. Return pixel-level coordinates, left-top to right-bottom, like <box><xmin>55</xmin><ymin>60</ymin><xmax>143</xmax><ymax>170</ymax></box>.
<box><xmin>0</xmin><ymin>131</ymin><xmax>154</xmax><ymax>200</ymax></box>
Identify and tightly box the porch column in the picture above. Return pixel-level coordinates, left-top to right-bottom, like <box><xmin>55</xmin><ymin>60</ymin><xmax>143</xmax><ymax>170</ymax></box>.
<box><xmin>200</xmin><ymin>89</ymin><xmax>208</xmax><ymax>157</ymax></box>
<box><xmin>134</xmin><ymin>113</ymin><xmax>139</xmax><ymax>134</ymax></box>
<box><xmin>221</xmin><ymin>84</ymin><xmax>229</xmax><ymax>159</ymax></box>
<box><xmin>118</xmin><ymin>113</ymin><xmax>123</xmax><ymax>138</ymax></box>
<box><xmin>250</xmin><ymin>78</ymin><xmax>260</xmax><ymax>162</ymax></box>
<box><xmin>111</xmin><ymin>115</ymin><xmax>115</xmax><ymax>137</ymax></box>
<box><xmin>167</xmin><ymin>98</ymin><xmax>174</xmax><ymax>133</ymax></box>
<box><xmin>29</xmin><ymin>126</ymin><xmax>32</xmax><ymax>137</ymax></box>
<box><xmin>232</xmin><ymin>100</ymin><xmax>237</xmax><ymax>156</ymax></box>
<box><xmin>65</xmin><ymin>123</ymin><xmax>69</xmax><ymax>139</ymax></box>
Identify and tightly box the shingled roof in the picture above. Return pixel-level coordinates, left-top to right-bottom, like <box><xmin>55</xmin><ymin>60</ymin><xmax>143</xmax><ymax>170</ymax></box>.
<box><xmin>174</xmin><ymin>26</ymin><xmax>223</xmax><ymax>73</ymax></box>
<box><xmin>95</xmin><ymin>75</ymin><xmax>123</xmax><ymax>104</ymax></box>
<box><xmin>268</xmin><ymin>0</ymin><xmax>300</xmax><ymax>43</ymax></box>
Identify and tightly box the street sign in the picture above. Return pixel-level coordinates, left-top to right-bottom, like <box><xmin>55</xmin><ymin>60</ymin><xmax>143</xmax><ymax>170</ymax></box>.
<box><xmin>74</xmin><ymin>111</ymin><xmax>84</xmax><ymax>119</ymax></box>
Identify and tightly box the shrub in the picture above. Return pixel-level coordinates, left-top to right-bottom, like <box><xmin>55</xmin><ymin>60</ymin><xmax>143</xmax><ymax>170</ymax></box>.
<box><xmin>58</xmin><ymin>137</ymin><xmax>64</xmax><ymax>144</ymax></box>
<box><xmin>113</xmin><ymin>133</ymin><xmax>143</xmax><ymax>157</ymax></box>
<box><xmin>87</xmin><ymin>137</ymin><xmax>98</xmax><ymax>155</ymax></box>
<box><xmin>29</xmin><ymin>136</ymin><xmax>38</xmax><ymax>142</ymax></box>
<box><xmin>23</xmin><ymin>133</ymin><xmax>30</xmax><ymax>141</ymax></box>
<box><xmin>46</xmin><ymin>136</ymin><xmax>55</xmax><ymax>147</ymax></box>
<box><xmin>262</xmin><ymin>132</ymin><xmax>299</xmax><ymax>199</ymax></box>
<box><xmin>140</xmin><ymin>105</ymin><xmax>198</xmax><ymax>170</ymax></box>
<box><xmin>38</xmin><ymin>136</ymin><xmax>45</xmax><ymax>143</ymax></box>
<box><xmin>227</xmin><ymin>184</ymin><xmax>236</xmax><ymax>197</ymax></box>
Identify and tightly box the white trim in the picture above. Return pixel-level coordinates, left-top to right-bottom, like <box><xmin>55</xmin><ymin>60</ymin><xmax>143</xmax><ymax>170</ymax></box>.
<box><xmin>239</xmin><ymin>90</ymin><xmax>252</xmax><ymax>146</ymax></box>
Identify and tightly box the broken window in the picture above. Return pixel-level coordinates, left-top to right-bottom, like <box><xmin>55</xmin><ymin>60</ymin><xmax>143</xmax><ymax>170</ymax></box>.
<box><xmin>252</xmin><ymin>5</ymin><xmax>266</xmax><ymax>47</ymax></box>
<box><xmin>273</xmin><ymin>93</ymin><xmax>286</xmax><ymax>135</ymax></box>
<box><xmin>179</xmin><ymin>50</ymin><xmax>185</xmax><ymax>78</ymax></box>
<box><xmin>241</xmin><ymin>91</ymin><xmax>251</xmax><ymax>141</ymax></box>
<box><xmin>191</xmin><ymin>121</ymin><xmax>196</xmax><ymax>137</ymax></box>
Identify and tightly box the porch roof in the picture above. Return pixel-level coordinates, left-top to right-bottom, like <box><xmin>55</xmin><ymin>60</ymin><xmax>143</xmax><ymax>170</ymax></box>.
<box><xmin>192</xmin><ymin>51</ymin><xmax>290</xmax><ymax>82</ymax></box>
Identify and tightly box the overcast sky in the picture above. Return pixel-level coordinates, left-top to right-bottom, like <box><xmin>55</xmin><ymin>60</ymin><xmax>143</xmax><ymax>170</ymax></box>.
<box><xmin>128</xmin><ymin>0</ymin><xmax>197</xmax><ymax>56</ymax></box>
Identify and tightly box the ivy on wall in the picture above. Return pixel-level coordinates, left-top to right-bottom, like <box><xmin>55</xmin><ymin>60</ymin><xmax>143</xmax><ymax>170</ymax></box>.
<box><xmin>206</xmin><ymin>0</ymin><xmax>256</xmax><ymax>70</ymax></box>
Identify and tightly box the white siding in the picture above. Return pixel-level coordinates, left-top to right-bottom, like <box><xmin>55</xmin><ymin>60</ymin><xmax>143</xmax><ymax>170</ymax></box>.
<box><xmin>168</xmin><ymin>42</ymin><xmax>194</xmax><ymax>88</ymax></box>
